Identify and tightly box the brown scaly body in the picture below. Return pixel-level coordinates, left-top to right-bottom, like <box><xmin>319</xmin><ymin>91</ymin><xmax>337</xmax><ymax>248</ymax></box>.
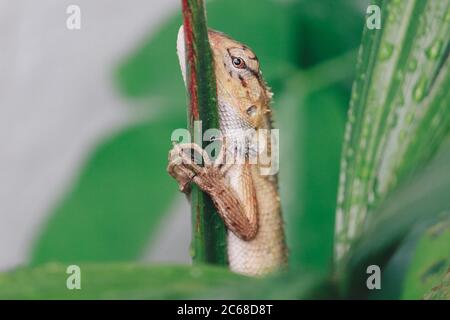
<box><xmin>168</xmin><ymin>27</ymin><xmax>287</xmax><ymax>276</ymax></box>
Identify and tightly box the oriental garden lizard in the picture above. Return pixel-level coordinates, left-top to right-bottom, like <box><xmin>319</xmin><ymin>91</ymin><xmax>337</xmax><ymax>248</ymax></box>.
<box><xmin>167</xmin><ymin>27</ymin><xmax>288</xmax><ymax>276</ymax></box>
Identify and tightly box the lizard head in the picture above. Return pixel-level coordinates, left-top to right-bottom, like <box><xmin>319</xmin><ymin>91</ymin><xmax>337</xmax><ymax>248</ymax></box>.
<box><xmin>177</xmin><ymin>26</ymin><xmax>273</xmax><ymax>130</ymax></box>
<box><xmin>208</xmin><ymin>30</ymin><xmax>273</xmax><ymax>129</ymax></box>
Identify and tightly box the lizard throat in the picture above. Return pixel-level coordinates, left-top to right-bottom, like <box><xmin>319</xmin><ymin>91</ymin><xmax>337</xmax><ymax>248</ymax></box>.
<box><xmin>218</xmin><ymin>101</ymin><xmax>253</xmax><ymax>133</ymax></box>
<box><xmin>218</xmin><ymin>101</ymin><xmax>258</xmax><ymax>159</ymax></box>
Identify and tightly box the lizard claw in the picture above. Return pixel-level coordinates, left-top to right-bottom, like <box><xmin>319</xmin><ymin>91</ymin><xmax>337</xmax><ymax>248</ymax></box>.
<box><xmin>167</xmin><ymin>153</ymin><xmax>195</xmax><ymax>193</ymax></box>
<box><xmin>167</xmin><ymin>143</ymin><xmax>215</xmax><ymax>193</ymax></box>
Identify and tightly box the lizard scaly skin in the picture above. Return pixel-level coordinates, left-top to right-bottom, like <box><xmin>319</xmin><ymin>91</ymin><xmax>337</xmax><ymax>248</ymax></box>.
<box><xmin>168</xmin><ymin>27</ymin><xmax>288</xmax><ymax>276</ymax></box>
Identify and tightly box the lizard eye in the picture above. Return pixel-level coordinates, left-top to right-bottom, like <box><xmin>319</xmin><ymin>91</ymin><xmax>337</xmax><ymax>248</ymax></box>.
<box><xmin>231</xmin><ymin>56</ymin><xmax>246</xmax><ymax>69</ymax></box>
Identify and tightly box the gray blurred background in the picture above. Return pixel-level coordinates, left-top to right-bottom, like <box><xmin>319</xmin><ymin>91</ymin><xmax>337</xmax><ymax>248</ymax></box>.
<box><xmin>0</xmin><ymin>0</ymin><xmax>190</xmax><ymax>271</ymax></box>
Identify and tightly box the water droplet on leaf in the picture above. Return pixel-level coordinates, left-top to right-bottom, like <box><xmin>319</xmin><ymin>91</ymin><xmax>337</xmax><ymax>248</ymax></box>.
<box><xmin>413</xmin><ymin>76</ymin><xmax>428</xmax><ymax>102</ymax></box>
<box><xmin>379</xmin><ymin>42</ymin><xmax>394</xmax><ymax>61</ymax></box>
<box><xmin>407</xmin><ymin>59</ymin><xmax>417</xmax><ymax>72</ymax></box>
<box><xmin>425</xmin><ymin>40</ymin><xmax>443</xmax><ymax>60</ymax></box>
<box><xmin>405</xmin><ymin>112</ymin><xmax>414</xmax><ymax>124</ymax></box>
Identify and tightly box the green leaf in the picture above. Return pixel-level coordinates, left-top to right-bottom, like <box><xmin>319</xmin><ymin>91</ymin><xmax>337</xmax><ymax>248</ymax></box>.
<box><xmin>31</xmin><ymin>115</ymin><xmax>184</xmax><ymax>264</ymax></box>
<box><xmin>204</xmin><ymin>270</ymin><xmax>336</xmax><ymax>300</ymax></box>
<box><xmin>402</xmin><ymin>217</ymin><xmax>450</xmax><ymax>299</ymax></box>
<box><xmin>0</xmin><ymin>263</ymin><xmax>243</xmax><ymax>299</ymax></box>
<box><xmin>335</xmin><ymin>0</ymin><xmax>450</xmax><ymax>264</ymax></box>
<box><xmin>0</xmin><ymin>262</ymin><xmax>334</xmax><ymax>299</ymax></box>
<box><xmin>341</xmin><ymin>141</ymin><xmax>450</xmax><ymax>298</ymax></box>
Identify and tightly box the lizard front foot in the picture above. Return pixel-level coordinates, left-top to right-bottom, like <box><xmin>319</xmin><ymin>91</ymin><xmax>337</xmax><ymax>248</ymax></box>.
<box><xmin>167</xmin><ymin>143</ymin><xmax>258</xmax><ymax>241</ymax></box>
<box><xmin>167</xmin><ymin>143</ymin><xmax>227</xmax><ymax>194</ymax></box>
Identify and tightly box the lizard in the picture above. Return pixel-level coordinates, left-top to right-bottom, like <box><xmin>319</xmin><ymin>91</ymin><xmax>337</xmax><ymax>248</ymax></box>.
<box><xmin>167</xmin><ymin>26</ymin><xmax>288</xmax><ymax>276</ymax></box>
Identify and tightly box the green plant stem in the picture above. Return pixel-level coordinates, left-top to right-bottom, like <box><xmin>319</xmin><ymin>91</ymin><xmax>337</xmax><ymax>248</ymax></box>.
<box><xmin>181</xmin><ymin>0</ymin><xmax>227</xmax><ymax>265</ymax></box>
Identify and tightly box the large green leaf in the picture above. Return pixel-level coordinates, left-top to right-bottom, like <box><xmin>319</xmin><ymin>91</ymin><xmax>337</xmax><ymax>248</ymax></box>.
<box><xmin>0</xmin><ymin>263</ymin><xmax>332</xmax><ymax>299</ymax></box>
<box><xmin>335</xmin><ymin>0</ymin><xmax>450</xmax><ymax>264</ymax></box>
<box><xmin>0</xmin><ymin>263</ymin><xmax>242</xmax><ymax>299</ymax></box>
<box><xmin>31</xmin><ymin>115</ymin><xmax>184</xmax><ymax>264</ymax></box>
<box><xmin>341</xmin><ymin>141</ymin><xmax>450</xmax><ymax>298</ymax></box>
